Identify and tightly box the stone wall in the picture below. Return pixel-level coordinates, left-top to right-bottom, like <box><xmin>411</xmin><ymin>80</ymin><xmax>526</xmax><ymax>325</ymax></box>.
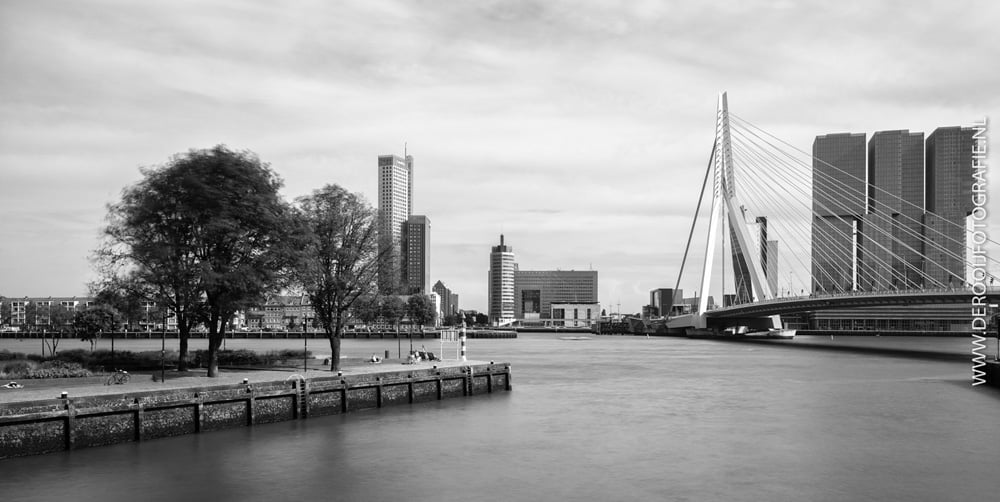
<box><xmin>0</xmin><ymin>363</ymin><xmax>511</xmax><ymax>460</ymax></box>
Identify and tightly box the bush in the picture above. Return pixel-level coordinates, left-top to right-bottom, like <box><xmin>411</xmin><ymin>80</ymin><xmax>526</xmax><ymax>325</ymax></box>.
<box><xmin>0</xmin><ymin>360</ymin><xmax>32</xmax><ymax>376</ymax></box>
<box><xmin>0</xmin><ymin>349</ymin><xmax>28</xmax><ymax>361</ymax></box>
<box><xmin>0</xmin><ymin>360</ymin><xmax>92</xmax><ymax>379</ymax></box>
<box><xmin>188</xmin><ymin>349</ymin><xmax>312</xmax><ymax>368</ymax></box>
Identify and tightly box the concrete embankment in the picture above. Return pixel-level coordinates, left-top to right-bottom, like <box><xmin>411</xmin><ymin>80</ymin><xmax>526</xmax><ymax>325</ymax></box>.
<box><xmin>0</xmin><ymin>361</ymin><xmax>511</xmax><ymax>460</ymax></box>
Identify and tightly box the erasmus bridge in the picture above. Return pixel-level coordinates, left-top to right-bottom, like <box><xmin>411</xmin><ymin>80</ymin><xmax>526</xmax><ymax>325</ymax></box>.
<box><xmin>666</xmin><ymin>93</ymin><xmax>999</xmax><ymax>334</ymax></box>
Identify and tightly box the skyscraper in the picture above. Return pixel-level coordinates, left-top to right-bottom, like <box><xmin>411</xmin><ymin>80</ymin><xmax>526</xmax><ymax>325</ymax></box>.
<box><xmin>488</xmin><ymin>234</ymin><xmax>516</xmax><ymax>325</ymax></box>
<box><xmin>925</xmin><ymin>126</ymin><xmax>974</xmax><ymax>287</ymax></box>
<box><xmin>811</xmin><ymin>133</ymin><xmax>866</xmax><ymax>293</ymax></box>
<box><xmin>402</xmin><ymin>215</ymin><xmax>430</xmax><ymax>294</ymax></box>
<box><xmin>863</xmin><ymin>130</ymin><xmax>924</xmax><ymax>290</ymax></box>
<box><xmin>432</xmin><ymin>280</ymin><xmax>459</xmax><ymax>320</ymax></box>
<box><xmin>377</xmin><ymin>153</ymin><xmax>413</xmax><ymax>293</ymax></box>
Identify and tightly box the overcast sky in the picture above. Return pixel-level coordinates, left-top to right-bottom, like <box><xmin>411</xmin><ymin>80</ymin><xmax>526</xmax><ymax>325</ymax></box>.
<box><xmin>2</xmin><ymin>0</ymin><xmax>998</xmax><ymax>313</ymax></box>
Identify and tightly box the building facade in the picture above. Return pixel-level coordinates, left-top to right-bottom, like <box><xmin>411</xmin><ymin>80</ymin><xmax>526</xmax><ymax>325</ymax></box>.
<box><xmin>550</xmin><ymin>303</ymin><xmax>600</xmax><ymax>328</ymax></box>
<box><xmin>432</xmin><ymin>280</ymin><xmax>459</xmax><ymax>321</ymax></box>
<box><xmin>811</xmin><ymin>132</ymin><xmax>866</xmax><ymax>293</ymax></box>
<box><xmin>648</xmin><ymin>288</ymin><xmax>681</xmax><ymax>318</ymax></box>
<box><xmin>925</xmin><ymin>126</ymin><xmax>974</xmax><ymax>287</ymax></box>
<box><xmin>377</xmin><ymin>153</ymin><xmax>413</xmax><ymax>294</ymax></box>
<box><xmin>402</xmin><ymin>215</ymin><xmax>431</xmax><ymax>294</ymax></box>
<box><xmin>513</xmin><ymin>270</ymin><xmax>598</xmax><ymax>320</ymax></box>
<box><xmin>863</xmin><ymin>130</ymin><xmax>925</xmax><ymax>290</ymax></box>
<box><xmin>488</xmin><ymin>234</ymin><xmax>516</xmax><ymax>325</ymax></box>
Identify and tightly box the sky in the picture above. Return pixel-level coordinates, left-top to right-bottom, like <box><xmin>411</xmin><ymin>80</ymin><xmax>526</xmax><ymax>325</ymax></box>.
<box><xmin>2</xmin><ymin>0</ymin><xmax>999</xmax><ymax>314</ymax></box>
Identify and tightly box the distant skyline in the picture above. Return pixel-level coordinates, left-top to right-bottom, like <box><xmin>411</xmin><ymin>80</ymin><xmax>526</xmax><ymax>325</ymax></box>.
<box><xmin>1</xmin><ymin>1</ymin><xmax>998</xmax><ymax>313</ymax></box>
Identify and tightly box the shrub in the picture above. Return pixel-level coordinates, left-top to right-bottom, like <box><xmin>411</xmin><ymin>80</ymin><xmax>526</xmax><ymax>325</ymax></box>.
<box><xmin>188</xmin><ymin>349</ymin><xmax>312</xmax><ymax>368</ymax></box>
<box><xmin>0</xmin><ymin>360</ymin><xmax>92</xmax><ymax>379</ymax></box>
<box><xmin>0</xmin><ymin>360</ymin><xmax>33</xmax><ymax>376</ymax></box>
<box><xmin>0</xmin><ymin>349</ymin><xmax>28</xmax><ymax>361</ymax></box>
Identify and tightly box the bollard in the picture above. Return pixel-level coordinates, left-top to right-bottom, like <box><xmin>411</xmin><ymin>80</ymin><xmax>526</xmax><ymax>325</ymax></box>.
<box><xmin>384</xmin><ymin>349</ymin><xmax>390</xmax><ymax>359</ymax></box>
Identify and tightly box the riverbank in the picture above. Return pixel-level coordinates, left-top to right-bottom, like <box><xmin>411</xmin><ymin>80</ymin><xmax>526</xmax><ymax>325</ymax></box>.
<box><xmin>0</xmin><ymin>359</ymin><xmax>512</xmax><ymax>459</ymax></box>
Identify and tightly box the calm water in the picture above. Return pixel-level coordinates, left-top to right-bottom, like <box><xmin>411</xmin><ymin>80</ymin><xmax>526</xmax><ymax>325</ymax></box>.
<box><xmin>1</xmin><ymin>335</ymin><xmax>998</xmax><ymax>501</ymax></box>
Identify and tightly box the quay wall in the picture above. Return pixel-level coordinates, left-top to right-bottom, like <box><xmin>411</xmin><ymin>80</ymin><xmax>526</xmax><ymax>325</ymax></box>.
<box><xmin>0</xmin><ymin>363</ymin><xmax>511</xmax><ymax>460</ymax></box>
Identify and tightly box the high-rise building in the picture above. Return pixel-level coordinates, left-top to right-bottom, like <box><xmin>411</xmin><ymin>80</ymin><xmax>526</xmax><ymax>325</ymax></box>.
<box><xmin>432</xmin><ymin>280</ymin><xmax>458</xmax><ymax>320</ymax></box>
<box><xmin>488</xmin><ymin>234</ymin><xmax>516</xmax><ymax>325</ymax></box>
<box><xmin>863</xmin><ymin>130</ymin><xmax>924</xmax><ymax>290</ymax></box>
<box><xmin>925</xmin><ymin>127</ymin><xmax>974</xmax><ymax>287</ymax></box>
<box><xmin>377</xmin><ymin>153</ymin><xmax>413</xmax><ymax>293</ymax></box>
<box><xmin>811</xmin><ymin>133</ymin><xmax>866</xmax><ymax>293</ymax></box>
<box><xmin>402</xmin><ymin>215</ymin><xmax>430</xmax><ymax>294</ymax></box>
<box><xmin>514</xmin><ymin>270</ymin><xmax>598</xmax><ymax>320</ymax></box>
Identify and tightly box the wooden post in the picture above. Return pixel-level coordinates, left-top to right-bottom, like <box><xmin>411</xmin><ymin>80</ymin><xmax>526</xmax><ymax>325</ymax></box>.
<box><xmin>134</xmin><ymin>399</ymin><xmax>145</xmax><ymax>442</ymax></box>
<box><xmin>246</xmin><ymin>386</ymin><xmax>255</xmax><ymax>426</ymax></box>
<box><xmin>63</xmin><ymin>396</ymin><xmax>75</xmax><ymax>451</ymax></box>
<box><xmin>194</xmin><ymin>393</ymin><xmax>204</xmax><ymax>433</ymax></box>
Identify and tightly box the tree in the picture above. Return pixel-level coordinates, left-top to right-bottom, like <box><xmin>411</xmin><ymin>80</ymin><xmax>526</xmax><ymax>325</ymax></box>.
<box><xmin>99</xmin><ymin>145</ymin><xmax>303</xmax><ymax>376</ymax></box>
<box><xmin>353</xmin><ymin>295</ymin><xmax>380</xmax><ymax>331</ymax></box>
<box><xmin>91</xmin><ymin>282</ymin><xmax>145</xmax><ymax>332</ymax></box>
<box><xmin>475</xmin><ymin>313</ymin><xmax>489</xmax><ymax>326</ymax></box>
<box><xmin>74</xmin><ymin>305</ymin><xmax>119</xmax><ymax>351</ymax></box>
<box><xmin>381</xmin><ymin>295</ymin><xmax>407</xmax><ymax>341</ymax></box>
<box><xmin>294</xmin><ymin>184</ymin><xmax>384</xmax><ymax>371</ymax></box>
<box><xmin>407</xmin><ymin>294</ymin><xmax>436</xmax><ymax>352</ymax></box>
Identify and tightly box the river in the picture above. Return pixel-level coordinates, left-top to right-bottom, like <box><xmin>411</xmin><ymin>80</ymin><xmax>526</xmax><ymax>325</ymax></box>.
<box><xmin>1</xmin><ymin>335</ymin><xmax>998</xmax><ymax>501</ymax></box>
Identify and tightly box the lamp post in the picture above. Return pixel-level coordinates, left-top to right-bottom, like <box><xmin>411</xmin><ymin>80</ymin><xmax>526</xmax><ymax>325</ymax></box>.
<box><xmin>303</xmin><ymin>318</ymin><xmax>308</xmax><ymax>373</ymax></box>
<box><xmin>160</xmin><ymin>308</ymin><xmax>166</xmax><ymax>384</ymax></box>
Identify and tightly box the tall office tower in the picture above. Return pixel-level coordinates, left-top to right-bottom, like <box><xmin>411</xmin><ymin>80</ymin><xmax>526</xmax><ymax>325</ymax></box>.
<box><xmin>811</xmin><ymin>133</ymin><xmax>866</xmax><ymax>293</ymax></box>
<box><xmin>514</xmin><ymin>270</ymin><xmax>598</xmax><ymax>319</ymax></box>
<box><xmin>754</xmin><ymin>217</ymin><xmax>779</xmax><ymax>297</ymax></box>
<box><xmin>432</xmin><ymin>280</ymin><xmax>454</xmax><ymax>320</ymax></box>
<box><xmin>377</xmin><ymin>153</ymin><xmax>413</xmax><ymax>293</ymax></box>
<box><xmin>925</xmin><ymin>127</ymin><xmax>975</xmax><ymax>287</ymax></box>
<box><xmin>401</xmin><ymin>215</ymin><xmax>430</xmax><ymax>294</ymax></box>
<box><xmin>488</xmin><ymin>234</ymin><xmax>516</xmax><ymax>325</ymax></box>
<box><xmin>863</xmin><ymin>130</ymin><xmax>924</xmax><ymax>290</ymax></box>
<box><xmin>766</xmin><ymin>240</ymin><xmax>779</xmax><ymax>296</ymax></box>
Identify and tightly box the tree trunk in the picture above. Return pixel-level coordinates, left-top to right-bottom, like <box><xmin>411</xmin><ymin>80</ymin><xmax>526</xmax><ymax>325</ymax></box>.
<box><xmin>178</xmin><ymin>335</ymin><xmax>189</xmax><ymax>371</ymax></box>
<box><xmin>207</xmin><ymin>312</ymin><xmax>222</xmax><ymax>377</ymax></box>
<box><xmin>328</xmin><ymin>333</ymin><xmax>341</xmax><ymax>371</ymax></box>
<box><xmin>176</xmin><ymin>312</ymin><xmax>189</xmax><ymax>371</ymax></box>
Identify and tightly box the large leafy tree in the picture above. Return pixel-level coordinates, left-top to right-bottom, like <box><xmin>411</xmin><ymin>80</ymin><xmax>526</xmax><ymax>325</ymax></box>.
<box><xmin>295</xmin><ymin>184</ymin><xmax>383</xmax><ymax>371</ymax></box>
<box><xmin>99</xmin><ymin>145</ymin><xmax>302</xmax><ymax>376</ymax></box>
<box><xmin>353</xmin><ymin>295</ymin><xmax>380</xmax><ymax>331</ymax></box>
<box><xmin>74</xmin><ymin>305</ymin><xmax>120</xmax><ymax>351</ymax></box>
<box><xmin>381</xmin><ymin>295</ymin><xmax>407</xmax><ymax>349</ymax></box>
<box><xmin>90</xmin><ymin>279</ymin><xmax>149</xmax><ymax>332</ymax></box>
<box><xmin>407</xmin><ymin>294</ymin><xmax>437</xmax><ymax>350</ymax></box>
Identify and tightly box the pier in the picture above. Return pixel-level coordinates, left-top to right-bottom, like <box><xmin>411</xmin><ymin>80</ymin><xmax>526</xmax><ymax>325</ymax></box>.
<box><xmin>0</xmin><ymin>360</ymin><xmax>512</xmax><ymax>460</ymax></box>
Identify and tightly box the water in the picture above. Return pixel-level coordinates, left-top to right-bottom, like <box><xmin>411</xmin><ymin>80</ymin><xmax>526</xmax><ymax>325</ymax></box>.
<box><xmin>1</xmin><ymin>335</ymin><xmax>998</xmax><ymax>501</ymax></box>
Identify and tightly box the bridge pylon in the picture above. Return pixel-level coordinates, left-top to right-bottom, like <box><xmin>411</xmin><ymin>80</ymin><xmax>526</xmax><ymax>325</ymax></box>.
<box><xmin>693</xmin><ymin>92</ymin><xmax>780</xmax><ymax>331</ymax></box>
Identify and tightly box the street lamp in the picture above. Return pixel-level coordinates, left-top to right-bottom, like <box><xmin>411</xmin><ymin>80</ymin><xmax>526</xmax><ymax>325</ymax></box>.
<box><xmin>160</xmin><ymin>308</ymin><xmax>166</xmax><ymax>383</ymax></box>
<box><xmin>303</xmin><ymin>317</ymin><xmax>308</xmax><ymax>373</ymax></box>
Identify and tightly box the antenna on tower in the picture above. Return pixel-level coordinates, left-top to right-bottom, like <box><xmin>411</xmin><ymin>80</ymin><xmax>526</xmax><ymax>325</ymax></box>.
<box><xmin>404</xmin><ymin>142</ymin><xmax>408</xmax><ymax>157</ymax></box>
